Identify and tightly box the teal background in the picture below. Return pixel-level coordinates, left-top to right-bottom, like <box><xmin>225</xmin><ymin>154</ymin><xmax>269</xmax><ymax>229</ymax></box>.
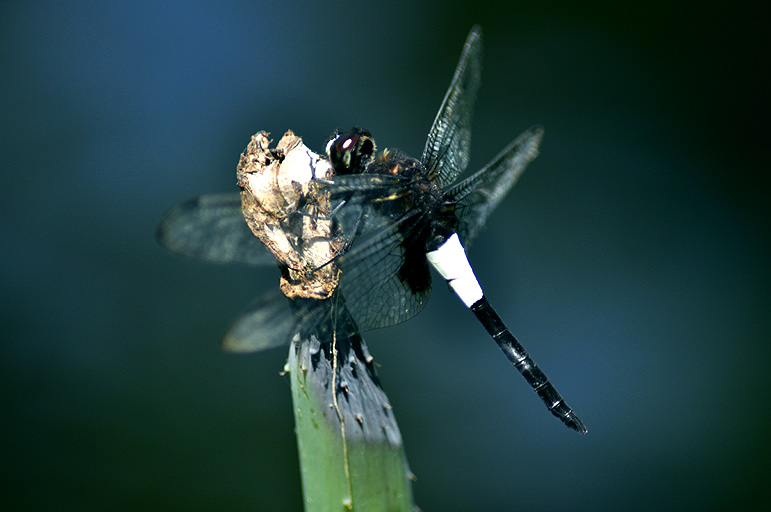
<box><xmin>2</xmin><ymin>2</ymin><xmax>768</xmax><ymax>510</ymax></box>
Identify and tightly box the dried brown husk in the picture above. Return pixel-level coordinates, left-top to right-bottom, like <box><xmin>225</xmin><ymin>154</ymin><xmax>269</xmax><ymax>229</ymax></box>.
<box><xmin>237</xmin><ymin>130</ymin><xmax>341</xmax><ymax>299</ymax></box>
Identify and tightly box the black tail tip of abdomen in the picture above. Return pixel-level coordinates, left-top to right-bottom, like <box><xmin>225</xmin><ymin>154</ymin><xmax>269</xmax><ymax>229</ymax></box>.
<box><xmin>564</xmin><ymin>413</ymin><xmax>588</xmax><ymax>435</ymax></box>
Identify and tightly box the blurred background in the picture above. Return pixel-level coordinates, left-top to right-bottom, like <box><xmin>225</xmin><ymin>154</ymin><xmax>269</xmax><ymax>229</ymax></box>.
<box><xmin>2</xmin><ymin>1</ymin><xmax>768</xmax><ymax>510</ymax></box>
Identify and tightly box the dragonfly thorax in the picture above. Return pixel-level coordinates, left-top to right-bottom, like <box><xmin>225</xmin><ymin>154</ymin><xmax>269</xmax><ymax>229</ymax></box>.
<box><xmin>371</xmin><ymin>153</ymin><xmax>444</xmax><ymax>211</ymax></box>
<box><xmin>327</xmin><ymin>126</ymin><xmax>460</xmax><ymax>255</ymax></box>
<box><xmin>366</xmin><ymin>149</ymin><xmax>457</xmax><ymax>251</ymax></box>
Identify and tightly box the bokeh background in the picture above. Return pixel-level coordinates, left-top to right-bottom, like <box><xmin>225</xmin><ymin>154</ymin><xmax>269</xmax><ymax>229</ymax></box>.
<box><xmin>2</xmin><ymin>2</ymin><xmax>768</xmax><ymax>510</ymax></box>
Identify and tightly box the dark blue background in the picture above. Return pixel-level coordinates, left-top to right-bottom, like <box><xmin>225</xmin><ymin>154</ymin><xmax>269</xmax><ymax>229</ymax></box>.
<box><xmin>2</xmin><ymin>2</ymin><xmax>768</xmax><ymax>510</ymax></box>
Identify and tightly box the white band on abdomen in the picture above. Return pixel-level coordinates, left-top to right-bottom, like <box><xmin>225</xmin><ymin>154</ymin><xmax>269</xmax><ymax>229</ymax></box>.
<box><xmin>426</xmin><ymin>233</ymin><xmax>484</xmax><ymax>308</ymax></box>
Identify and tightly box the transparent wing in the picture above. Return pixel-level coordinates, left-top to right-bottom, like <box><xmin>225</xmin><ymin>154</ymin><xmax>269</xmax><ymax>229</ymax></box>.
<box><xmin>321</xmin><ymin>174</ymin><xmax>433</xmax><ymax>331</ymax></box>
<box><xmin>320</xmin><ymin>172</ymin><xmax>414</xmax><ymax>256</ymax></box>
<box><xmin>318</xmin><ymin>173</ymin><xmax>408</xmax><ymax>196</ymax></box>
<box><xmin>221</xmin><ymin>286</ymin><xmax>377</xmax><ymax>353</ymax></box>
<box><xmin>339</xmin><ymin>210</ymin><xmax>430</xmax><ymax>331</ymax></box>
<box><xmin>156</xmin><ymin>193</ymin><xmax>276</xmax><ymax>266</ymax></box>
<box><xmin>446</xmin><ymin>126</ymin><xmax>544</xmax><ymax>249</ymax></box>
<box><xmin>421</xmin><ymin>25</ymin><xmax>483</xmax><ymax>188</ymax></box>
<box><xmin>220</xmin><ymin>288</ymin><xmax>299</xmax><ymax>352</ymax></box>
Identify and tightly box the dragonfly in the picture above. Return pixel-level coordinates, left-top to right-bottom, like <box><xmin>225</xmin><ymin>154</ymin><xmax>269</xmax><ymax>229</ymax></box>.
<box><xmin>157</xmin><ymin>26</ymin><xmax>586</xmax><ymax>434</ymax></box>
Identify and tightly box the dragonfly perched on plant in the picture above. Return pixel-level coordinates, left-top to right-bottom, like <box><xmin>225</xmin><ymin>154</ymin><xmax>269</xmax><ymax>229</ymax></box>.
<box><xmin>158</xmin><ymin>26</ymin><xmax>586</xmax><ymax>434</ymax></box>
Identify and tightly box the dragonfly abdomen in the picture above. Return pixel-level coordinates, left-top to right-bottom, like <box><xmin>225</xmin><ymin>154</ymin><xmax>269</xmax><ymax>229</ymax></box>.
<box><xmin>425</xmin><ymin>233</ymin><xmax>483</xmax><ymax>307</ymax></box>
<box><xmin>470</xmin><ymin>297</ymin><xmax>588</xmax><ymax>434</ymax></box>
<box><xmin>427</xmin><ymin>232</ymin><xmax>587</xmax><ymax>434</ymax></box>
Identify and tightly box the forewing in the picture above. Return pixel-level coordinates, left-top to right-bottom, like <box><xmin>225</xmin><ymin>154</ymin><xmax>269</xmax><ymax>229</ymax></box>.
<box><xmin>156</xmin><ymin>193</ymin><xmax>275</xmax><ymax>266</ymax></box>
<box><xmin>446</xmin><ymin>126</ymin><xmax>544</xmax><ymax>248</ymax></box>
<box><xmin>317</xmin><ymin>173</ymin><xmax>408</xmax><ymax>195</ymax></box>
<box><xmin>422</xmin><ymin>26</ymin><xmax>483</xmax><ymax>188</ymax></box>
<box><xmin>320</xmin><ymin>172</ymin><xmax>413</xmax><ymax>256</ymax></box>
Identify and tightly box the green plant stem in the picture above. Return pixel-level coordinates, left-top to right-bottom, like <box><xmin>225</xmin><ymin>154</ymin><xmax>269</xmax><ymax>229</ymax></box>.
<box><xmin>287</xmin><ymin>334</ymin><xmax>415</xmax><ymax>512</ymax></box>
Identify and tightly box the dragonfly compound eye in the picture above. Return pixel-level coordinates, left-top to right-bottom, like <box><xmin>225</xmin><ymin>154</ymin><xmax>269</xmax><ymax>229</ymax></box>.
<box><xmin>327</xmin><ymin>127</ymin><xmax>376</xmax><ymax>175</ymax></box>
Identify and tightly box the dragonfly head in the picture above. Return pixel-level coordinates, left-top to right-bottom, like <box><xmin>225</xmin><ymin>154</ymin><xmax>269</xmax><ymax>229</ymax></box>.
<box><xmin>325</xmin><ymin>127</ymin><xmax>376</xmax><ymax>175</ymax></box>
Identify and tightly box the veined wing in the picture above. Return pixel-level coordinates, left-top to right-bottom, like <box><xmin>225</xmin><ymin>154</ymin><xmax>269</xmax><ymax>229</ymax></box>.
<box><xmin>317</xmin><ymin>173</ymin><xmax>408</xmax><ymax>196</ymax></box>
<box><xmin>322</xmin><ymin>173</ymin><xmax>433</xmax><ymax>331</ymax></box>
<box><xmin>338</xmin><ymin>209</ymin><xmax>430</xmax><ymax>331</ymax></box>
<box><xmin>447</xmin><ymin>126</ymin><xmax>544</xmax><ymax>249</ymax></box>
<box><xmin>156</xmin><ymin>193</ymin><xmax>275</xmax><ymax>266</ymax></box>
<box><xmin>220</xmin><ymin>286</ymin><xmax>365</xmax><ymax>353</ymax></box>
<box><xmin>421</xmin><ymin>25</ymin><xmax>482</xmax><ymax>188</ymax></box>
<box><xmin>220</xmin><ymin>288</ymin><xmax>300</xmax><ymax>352</ymax></box>
<box><xmin>320</xmin><ymin>172</ymin><xmax>414</xmax><ymax>253</ymax></box>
